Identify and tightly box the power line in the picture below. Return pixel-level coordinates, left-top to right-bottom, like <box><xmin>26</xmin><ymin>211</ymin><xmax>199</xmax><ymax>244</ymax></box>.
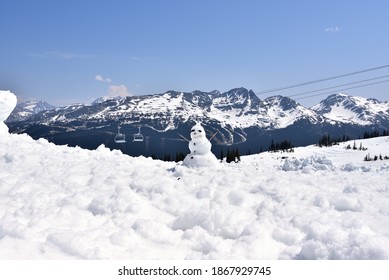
<box><xmin>288</xmin><ymin>74</ymin><xmax>389</xmax><ymax>98</ymax></box>
<box><xmin>295</xmin><ymin>78</ymin><xmax>389</xmax><ymax>101</ymax></box>
<box><xmin>256</xmin><ymin>64</ymin><xmax>389</xmax><ymax>95</ymax></box>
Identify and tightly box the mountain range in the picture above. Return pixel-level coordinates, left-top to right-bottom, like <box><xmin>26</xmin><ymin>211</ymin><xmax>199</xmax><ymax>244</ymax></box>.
<box><xmin>5</xmin><ymin>99</ymin><xmax>56</xmax><ymax>122</ymax></box>
<box><xmin>5</xmin><ymin>88</ymin><xmax>389</xmax><ymax>159</ymax></box>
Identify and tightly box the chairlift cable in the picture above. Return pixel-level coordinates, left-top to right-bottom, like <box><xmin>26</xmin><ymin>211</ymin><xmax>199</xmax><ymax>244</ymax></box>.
<box><xmin>288</xmin><ymin>74</ymin><xmax>389</xmax><ymax>98</ymax></box>
<box><xmin>256</xmin><ymin>64</ymin><xmax>389</xmax><ymax>95</ymax></box>
<box><xmin>295</xmin><ymin>78</ymin><xmax>389</xmax><ymax>101</ymax></box>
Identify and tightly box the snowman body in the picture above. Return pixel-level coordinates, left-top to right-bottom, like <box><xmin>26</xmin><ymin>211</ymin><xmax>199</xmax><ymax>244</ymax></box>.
<box><xmin>188</xmin><ymin>124</ymin><xmax>212</xmax><ymax>155</ymax></box>
<box><xmin>183</xmin><ymin>123</ymin><xmax>219</xmax><ymax>168</ymax></box>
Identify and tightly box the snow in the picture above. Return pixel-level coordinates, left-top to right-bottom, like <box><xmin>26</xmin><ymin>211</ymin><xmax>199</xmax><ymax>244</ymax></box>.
<box><xmin>0</xmin><ymin>90</ymin><xmax>17</xmax><ymax>134</ymax></box>
<box><xmin>1</xmin><ymin>90</ymin><xmax>389</xmax><ymax>259</ymax></box>
<box><xmin>312</xmin><ymin>93</ymin><xmax>389</xmax><ymax>125</ymax></box>
<box><xmin>321</xmin><ymin>103</ymin><xmax>371</xmax><ymax>125</ymax></box>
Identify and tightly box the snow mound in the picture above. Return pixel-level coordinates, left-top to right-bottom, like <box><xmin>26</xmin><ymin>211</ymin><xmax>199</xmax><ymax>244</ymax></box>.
<box><xmin>0</xmin><ymin>90</ymin><xmax>17</xmax><ymax>134</ymax></box>
<box><xmin>281</xmin><ymin>155</ymin><xmax>334</xmax><ymax>173</ymax></box>
<box><xmin>182</xmin><ymin>153</ymin><xmax>220</xmax><ymax>168</ymax></box>
<box><xmin>340</xmin><ymin>163</ymin><xmax>372</xmax><ymax>172</ymax></box>
<box><xmin>1</xmin><ymin>101</ymin><xmax>389</xmax><ymax>259</ymax></box>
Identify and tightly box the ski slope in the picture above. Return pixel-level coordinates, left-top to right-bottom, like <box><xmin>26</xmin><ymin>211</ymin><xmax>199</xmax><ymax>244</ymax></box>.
<box><xmin>1</xmin><ymin>90</ymin><xmax>389</xmax><ymax>259</ymax></box>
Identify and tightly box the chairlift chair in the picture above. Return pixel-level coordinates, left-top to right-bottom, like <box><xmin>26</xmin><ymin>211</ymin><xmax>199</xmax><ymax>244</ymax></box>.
<box><xmin>114</xmin><ymin>125</ymin><xmax>126</xmax><ymax>143</ymax></box>
<box><xmin>133</xmin><ymin>127</ymin><xmax>144</xmax><ymax>142</ymax></box>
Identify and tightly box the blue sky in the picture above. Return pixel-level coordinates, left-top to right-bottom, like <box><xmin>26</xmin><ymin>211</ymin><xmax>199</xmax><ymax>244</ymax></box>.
<box><xmin>1</xmin><ymin>0</ymin><xmax>389</xmax><ymax>107</ymax></box>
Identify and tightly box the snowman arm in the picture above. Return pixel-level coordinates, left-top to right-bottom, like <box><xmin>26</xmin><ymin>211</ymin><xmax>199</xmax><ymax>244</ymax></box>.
<box><xmin>177</xmin><ymin>133</ymin><xmax>190</xmax><ymax>142</ymax></box>
<box><xmin>208</xmin><ymin>129</ymin><xmax>219</xmax><ymax>141</ymax></box>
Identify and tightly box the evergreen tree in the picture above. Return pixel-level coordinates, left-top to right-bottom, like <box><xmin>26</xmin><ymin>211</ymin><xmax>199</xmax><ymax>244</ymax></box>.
<box><xmin>231</xmin><ymin>148</ymin><xmax>236</xmax><ymax>162</ymax></box>
<box><xmin>226</xmin><ymin>149</ymin><xmax>232</xmax><ymax>163</ymax></box>
<box><xmin>269</xmin><ymin>139</ymin><xmax>276</xmax><ymax>152</ymax></box>
<box><xmin>163</xmin><ymin>154</ymin><xmax>172</xmax><ymax>161</ymax></box>
<box><xmin>175</xmin><ymin>152</ymin><xmax>185</xmax><ymax>162</ymax></box>
<box><xmin>364</xmin><ymin>153</ymin><xmax>371</xmax><ymax>161</ymax></box>
<box><xmin>236</xmin><ymin>148</ymin><xmax>241</xmax><ymax>162</ymax></box>
<box><xmin>220</xmin><ymin>149</ymin><xmax>224</xmax><ymax>162</ymax></box>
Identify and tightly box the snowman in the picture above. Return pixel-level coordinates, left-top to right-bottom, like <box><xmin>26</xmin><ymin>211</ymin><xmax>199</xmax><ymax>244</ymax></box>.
<box><xmin>182</xmin><ymin>123</ymin><xmax>219</xmax><ymax>168</ymax></box>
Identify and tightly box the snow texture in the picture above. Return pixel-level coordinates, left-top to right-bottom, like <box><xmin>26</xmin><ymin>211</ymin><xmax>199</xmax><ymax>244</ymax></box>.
<box><xmin>0</xmin><ymin>91</ymin><xmax>17</xmax><ymax>134</ymax></box>
<box><xmin>1</xmin><ymin>90</ymin><xmax>389</xmax><ymax>259</ymax></box>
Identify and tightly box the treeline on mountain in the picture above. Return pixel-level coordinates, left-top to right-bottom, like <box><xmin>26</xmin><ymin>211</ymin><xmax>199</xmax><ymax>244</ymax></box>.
<box><xmin>363</xmin><ymin>129</ymin><xmax>389</xmax><ymax>139</ymax></box>
<box><xmin>318</xmin><ymin>129</ymin><xmax>389</xmax><ymax>147</ymax></box>
<box><xmin>220</xmin><ymin>148</ymin><xmax>241</xmax><ymax>163</ymax></box>
<box><xmin>317</xmin><ymin>134</ymin><xmax>351</xmax><ymax>147</ymax></box>
<box><xmin>268</xmin><ymin>139</ymin><xmax>294</xmax><ymax>153</ymax></box>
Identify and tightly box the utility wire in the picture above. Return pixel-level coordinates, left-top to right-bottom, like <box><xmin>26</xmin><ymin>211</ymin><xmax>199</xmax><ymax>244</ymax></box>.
<box><xmin>295</xmin><ymin>79</ymin><xmax>389</xmax><ymax>100</ymax></box>
<box><xmin>256</xmin><ymin>64</ymin><xmax>389</xmax><ymax>95</ymax></box>
<box><xmin>288</xmin><ymin>74</ymin><xmax>389</xmax><ymax>98</ymax></box>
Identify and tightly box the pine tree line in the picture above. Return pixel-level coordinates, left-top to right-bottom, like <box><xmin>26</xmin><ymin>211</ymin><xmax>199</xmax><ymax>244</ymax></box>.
<box><xmin>345</xmin><ymin>141</ymin><xmax>367</xmax><ymax>151</ymax></box>
<box><xmin>317</xmin><ymin>134</ymin><xmax>350</xmax><ymax>147</ymax></box>
<box><xmin>363</xmin><ymin>129</ymin><xmax>389</xmax><ymax>139</ymax></box>
<box><xmin>159</xmin><ymin>152</ymin><xmax>186</xmax><ymax>162</ymax></box>
<box><xmin>269</xmin><ymin>139</ymin><xmax>294</xmax><ymax>153</ymax></box>
<box><xmin>219</xmin><ymin>148</ymin><xmax>241</xmax><ymax>163</ymax></box>
<box><xmin>364</xmin><ymin>154</ymin><xmax>389</xmax><ymax>161</ymax></box>
<box><xmin>175</xmin><ymin>152</ymin><xmax>186</xmax><ymax>162</ymax></box>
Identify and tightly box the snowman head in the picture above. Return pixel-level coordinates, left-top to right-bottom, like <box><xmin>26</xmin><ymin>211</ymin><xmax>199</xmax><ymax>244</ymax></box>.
<box><xmin>190</xmin><ymin>123</ymin><xmax>206</xmax><ymax>140</ymax></box>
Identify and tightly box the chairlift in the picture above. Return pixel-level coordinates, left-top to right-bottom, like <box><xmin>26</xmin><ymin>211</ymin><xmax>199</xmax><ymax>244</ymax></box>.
<box><xmin>114</xmin><ymin>124</ymin><xmax>126</xmax><ymax>143</ymax></box>
<box><xmin>133</xmin><ymin>126</ymin><xmax>144</xmax><ymax>142</ymax></box>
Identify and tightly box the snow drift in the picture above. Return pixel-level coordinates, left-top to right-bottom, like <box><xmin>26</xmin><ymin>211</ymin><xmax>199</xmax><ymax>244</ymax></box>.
<box><xmin>1</xmin><ymin>90</ymin><xmax>389</xmax><ymax>259</ymax></box>
<box><xmin>0</xmin><ymin>90</ymin><xmax>17</xmax><ymax>134</ymax></box>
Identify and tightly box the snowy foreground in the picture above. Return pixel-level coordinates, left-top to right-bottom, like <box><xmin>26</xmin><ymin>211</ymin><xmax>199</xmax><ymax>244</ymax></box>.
<box><xmin>1</xmin><ymin>93</ymin><xmax>389</xmax><ymax>259</ymax></box>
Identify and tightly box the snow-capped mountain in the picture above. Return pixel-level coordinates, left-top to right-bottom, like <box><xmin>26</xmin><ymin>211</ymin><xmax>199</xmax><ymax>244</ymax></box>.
<box><xmin>6</xmin><ymin>99</ymin><xmax>56</xmax><ymax>122</ymax></box>
<box><xmin>91</xmin><ymin>95</ymin><xmax>125</xmax><ymax>105</ymax></box>
<box><xmin>5</xmin><ymin>88</ymin><xmax>389</xmax><ymax>159</ymax></box>
<box><xmin>9</xmin><ymin>88</ymin><xmax>322</xmax><ymax>130</ymax></box>
<box><xmin>311</xmin><ymin>93</ymin><xmax>389</xmax><ymax>126</ymax></box>
<box><xmin>259</xmin><ymin>95</ymin><xmax>323</xmax><ymax>129</ymax></box>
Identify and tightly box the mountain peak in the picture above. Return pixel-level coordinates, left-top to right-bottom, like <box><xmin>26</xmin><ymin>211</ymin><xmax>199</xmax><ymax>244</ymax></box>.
<box><xmin>6</xmin><ymin>99</ymin><xmax>56</xmax><ymax>122</ymax></box>
<box><xmin>225</xmin><ymin>87</ymin><xmax>251</xmax><ymax>96</ymax></box>
<box><xmin>92</xmin><ymin>96</ymin><xmax>124</xmax><ymax>105</ymax></box>
<box><xmin>312</xmin><ymin>93</ymin><xmax>389</xmax><ymax>125</ymax></box>
<box><xmin>264</xmin><ymin>95</ymin><xmax>299</xmax><ymax>111</ymax></box>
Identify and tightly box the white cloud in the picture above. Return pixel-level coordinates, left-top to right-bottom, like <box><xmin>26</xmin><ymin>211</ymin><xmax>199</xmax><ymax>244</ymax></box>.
<box><xmin>95</xmin><ymin>75</ymin><xmax>112</xmax><ymax>83</ymax></box>
<box><xmin>107</xmin><ymin>84</ymin><xmax>132</xmax><ymax>97</ymax></box>
<box><xmin>324</xmin><ymin>27</ymin><xmax>341</xmax><ymax>33</ymax></box>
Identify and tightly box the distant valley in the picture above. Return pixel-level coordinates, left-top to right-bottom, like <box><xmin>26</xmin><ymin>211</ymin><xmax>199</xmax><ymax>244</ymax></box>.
<box><xmin>6</xmin><ymin>88</ymin><xmax>389</xmax><ymax>159</ymax></box>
